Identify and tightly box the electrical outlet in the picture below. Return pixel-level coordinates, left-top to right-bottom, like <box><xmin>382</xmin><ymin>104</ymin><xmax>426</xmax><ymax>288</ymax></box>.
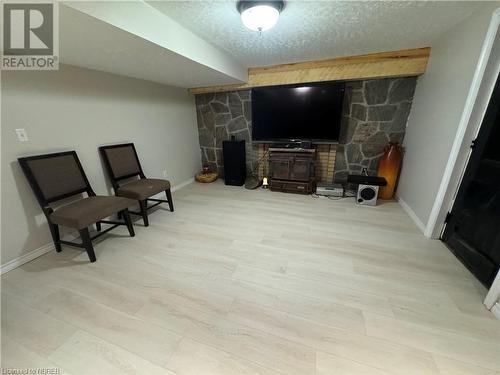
<box><xmin>15</xmin><ymin>128</ymin><xmax>28</xmax><ymax>142</ymax></box>
<box><xmin>162</xmin><ymin>170</ymin><xmax>168</xmax><ymax>178</ymax></box>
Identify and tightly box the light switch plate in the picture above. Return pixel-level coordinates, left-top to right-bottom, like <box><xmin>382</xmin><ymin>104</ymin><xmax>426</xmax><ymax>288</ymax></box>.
<box><xmin>15</xmin><ymin>128</ymin><xmax>28</xmax><ymax>142</ymax></box>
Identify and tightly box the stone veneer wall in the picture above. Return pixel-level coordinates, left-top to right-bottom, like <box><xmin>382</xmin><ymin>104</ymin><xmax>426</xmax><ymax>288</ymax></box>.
<box><xmin>195</xmin><ymin>76</ymin><xmax>417</xmax><ymax>181</ymax></box>
<box><xmin>335</xmin><ymin>77</ymin><xmax>417</xmax><ymax>181</ymax></box>
<box><xmin>195</xmin><ymin>90</ymin><xmax>256</xmax><ymax>177</ymax></box>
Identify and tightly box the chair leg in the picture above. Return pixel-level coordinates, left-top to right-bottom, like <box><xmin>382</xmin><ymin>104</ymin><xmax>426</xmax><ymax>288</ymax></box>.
<box><xmin>166</xmin><ymin>189</ymin><xmax>174</xmax><ymax>212</ymax></box>
<box><xmin>49</xmin><ymin>223</ymin><xmax>62</xmax><ymax>252</ymax></box>
<box><xmin>79</xmin><ymin>227</ymin><xmax>96</xmax><ymax>262</ymax></box>
<box><xmin>139</xmin><ymin>200</ymin><xmax>149</xmax><ymax>227</ymax></box>
<box><xmin>121</xmin><ymin>209</ymin><xmax>135</xmax><ymax>237</ymax></box>
<box><xmin>96</xmin><ymin>221</ymin><xmax>102</xmax><ymax>232</ymax></box>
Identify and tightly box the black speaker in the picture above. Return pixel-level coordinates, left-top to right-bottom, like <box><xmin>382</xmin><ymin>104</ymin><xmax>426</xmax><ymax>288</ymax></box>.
<box><xmin>222</xmin><ymin>139</ymin><xmax>246</xmax><ymax>186</ymax></box>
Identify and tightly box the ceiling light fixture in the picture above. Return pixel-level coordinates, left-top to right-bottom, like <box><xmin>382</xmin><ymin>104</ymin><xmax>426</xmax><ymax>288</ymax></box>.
<box><xmin>237</xmin><ymin>1</ymin><xmax>285</xmax><ymax>33</ymax></box>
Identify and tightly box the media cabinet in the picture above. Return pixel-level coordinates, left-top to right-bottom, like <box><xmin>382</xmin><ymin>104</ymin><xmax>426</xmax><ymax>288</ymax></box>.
<box><xmin>268</xmin><ymin>148</ymin><xmax>316</xmax><ymax>194</ymax></box>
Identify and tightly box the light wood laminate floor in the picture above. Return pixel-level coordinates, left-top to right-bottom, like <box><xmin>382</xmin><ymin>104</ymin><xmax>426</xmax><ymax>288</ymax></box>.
<box><xmin>2</xmin><ymin>181</ymin><xmax>499</xmax><ymax>374</ymax></box>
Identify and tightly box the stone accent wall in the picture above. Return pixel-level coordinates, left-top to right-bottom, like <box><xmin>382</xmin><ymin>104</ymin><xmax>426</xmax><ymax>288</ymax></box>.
<box><xmin>195</xmin><ymin>90</ymin><xmax>256</xmax><ymax>177</ymax></box>
<box><xmin>334</xmin><ymin>77</ymin><xmax>417</xmax><ymax>181</ymax></box>
<box><xmin>195</xmin><ymin>76</ymin><xmax>417</xmax><ymax>182</ymax></box>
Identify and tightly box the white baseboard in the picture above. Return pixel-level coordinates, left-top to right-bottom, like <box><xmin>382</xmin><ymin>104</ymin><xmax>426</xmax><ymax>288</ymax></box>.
<box><xmin>0</xmin><ymin>177</ymin><xmax>195</xmax><ymax>275</ymax></box>
<box><xmin>1</xmin><ymin>242</ymin><xmax>54</xmax><ymax>275</ymax></box>
<box><xmin>491</xmin><ymin>303</ymin><xmax>500</xmax><ymax>320</ymax></box>
<box><xmin>396</xmin><ymin>196</ymin><xmax>426</xmax><ymax>234</ymax></box>
<box><xmin>171</xmin><ymin>177</ymin><xmax>194</xmax><ymax>192</ymax></box>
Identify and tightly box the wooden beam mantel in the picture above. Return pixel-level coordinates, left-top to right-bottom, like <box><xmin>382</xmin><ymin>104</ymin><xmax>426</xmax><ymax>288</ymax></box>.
<box><xmin>189</xmin><ymin>47</ymin><xmax>430</xmax><ymax>94</ymax></box>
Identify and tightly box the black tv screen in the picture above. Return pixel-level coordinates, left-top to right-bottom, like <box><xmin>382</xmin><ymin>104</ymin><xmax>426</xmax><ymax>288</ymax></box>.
<box><xmin>251</xmin><ymin>82</ymin><xmax>345</xmax><ymax>142</ymax></box>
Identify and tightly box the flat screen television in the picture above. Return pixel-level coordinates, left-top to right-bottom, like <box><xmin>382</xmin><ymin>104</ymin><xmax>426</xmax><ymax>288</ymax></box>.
<box><xmin>251</xmin><ymin>82</ymin><xmax>345</xmax><ymax>143</ymax></box>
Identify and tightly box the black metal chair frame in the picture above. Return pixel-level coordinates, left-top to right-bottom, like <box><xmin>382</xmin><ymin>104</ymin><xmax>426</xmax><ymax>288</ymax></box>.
<box><xmin>18</xmin><ymin>151</ymin><xmax>135</xmax><ymax>262</ymax></box>
<box><xmin>99</xmin><ymin>143</ymin><xmax>174</xmax><ymax>227</ymax></box>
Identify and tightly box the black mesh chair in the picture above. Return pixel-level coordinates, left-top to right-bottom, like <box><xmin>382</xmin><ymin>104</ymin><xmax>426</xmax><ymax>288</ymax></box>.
<box><xmin>99</xmin><ymin>143</ymin><xmax>173</xmax><ymax>226</ymax></box>
<box><xmin>18</xmin><ymin>151</ymin><xmax>136</xmax><ymax>262</ymax></box>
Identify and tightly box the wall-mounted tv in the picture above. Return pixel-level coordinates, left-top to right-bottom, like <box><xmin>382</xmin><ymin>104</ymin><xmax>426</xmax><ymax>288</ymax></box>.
<box><xmin>251</xmin><ymin>82</ymin><xmax>345</xmax><ymax>143</ymax></box>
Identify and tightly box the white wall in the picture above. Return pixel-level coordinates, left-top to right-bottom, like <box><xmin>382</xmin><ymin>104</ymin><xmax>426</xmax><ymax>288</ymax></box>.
<box><xmin>1</xmin><ymin>65</ymin><xmax>201</xmax><ymax>266</ymax></box>
<box><xmin>397</xmin><ymin>2</ymin><xmax>500</xmax><ymax>235</ymax></box>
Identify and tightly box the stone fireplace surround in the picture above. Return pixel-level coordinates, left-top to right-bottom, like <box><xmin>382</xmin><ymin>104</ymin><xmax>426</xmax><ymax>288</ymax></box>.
<box><xmin>195</xmin><ymin>76</ymin><xmax>417</xmax><ymax>183</ymax></box>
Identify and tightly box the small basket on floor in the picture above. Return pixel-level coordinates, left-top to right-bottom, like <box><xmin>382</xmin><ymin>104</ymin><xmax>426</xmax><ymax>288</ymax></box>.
<box><xmin>195</xmin><ymin>172</ymin><xmax>218</xmax><ymax>183</ymax></box>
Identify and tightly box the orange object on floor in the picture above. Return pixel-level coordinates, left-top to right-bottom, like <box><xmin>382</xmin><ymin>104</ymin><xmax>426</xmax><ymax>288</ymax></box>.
<box><xmin>377</xmin><ymin>142</ymin><xmax>402</xmax><ymax>199</ymax></box>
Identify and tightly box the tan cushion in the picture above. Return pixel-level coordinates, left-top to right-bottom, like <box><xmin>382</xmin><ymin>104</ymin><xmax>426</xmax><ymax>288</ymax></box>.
<box><xmin>50</xmin><ymin>196</ymin><xmax>134</xmax><ymax>229</ymax></box>
<box><xmin>116</xmin><ymin>178</ymin><xmax>170</xmax><ymax>201</ymax></box>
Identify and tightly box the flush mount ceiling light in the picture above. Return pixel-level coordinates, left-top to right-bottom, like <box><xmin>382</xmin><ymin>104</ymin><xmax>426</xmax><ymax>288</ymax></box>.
<box><xmin>237</xmin><ymin>1</ymin><xmax>285</xmax><ymax>32</ymax></box>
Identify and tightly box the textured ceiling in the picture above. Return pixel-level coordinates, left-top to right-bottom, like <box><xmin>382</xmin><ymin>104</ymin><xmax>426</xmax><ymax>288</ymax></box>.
<box><xmin>148</xmin><ymin>0</ymin><xmax>485</xmax><ymax>67</ymax></box>
<box><xmin>60</xmin><ymin>3</ymin><xmax>246</xmax><ymax>88</ymax></box>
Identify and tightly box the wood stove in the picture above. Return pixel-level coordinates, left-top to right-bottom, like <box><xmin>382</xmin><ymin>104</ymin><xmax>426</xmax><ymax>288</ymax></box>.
<box><xmin>268</xmin><ymin>148</ymin><xmax>315</xmax><ymax>194</ymax></box>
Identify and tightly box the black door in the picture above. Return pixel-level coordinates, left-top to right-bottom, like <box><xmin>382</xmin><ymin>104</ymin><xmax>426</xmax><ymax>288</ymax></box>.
<box><xmin>442</xmin><ymin>74</ymin><xmax>500</xmax><ymax>287</ymax></box>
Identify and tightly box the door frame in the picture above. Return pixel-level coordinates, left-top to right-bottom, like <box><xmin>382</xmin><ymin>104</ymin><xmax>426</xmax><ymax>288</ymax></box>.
<box><xmin>422</xmin><ymin>8</ymin><xmax>500</xmax><ymax>314</ymax></box>
<box><xmin>425</xmin><ymin>8</ymin><xmax>500</xmax><ymax>240</ymax></box>
<box><xmin>485</xmin><ymin>271</ymin><xmax>500</xmax><ymax>310</ymax></box>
